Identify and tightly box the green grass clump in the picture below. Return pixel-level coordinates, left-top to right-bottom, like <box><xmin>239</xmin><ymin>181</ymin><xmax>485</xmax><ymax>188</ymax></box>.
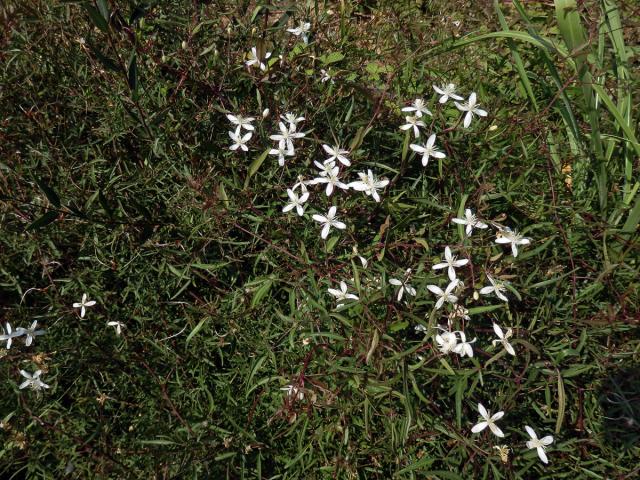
<box><xmin>0</xmin><ymin>0</ymin><xmax>638</xmax><ymax>478</ymax></box>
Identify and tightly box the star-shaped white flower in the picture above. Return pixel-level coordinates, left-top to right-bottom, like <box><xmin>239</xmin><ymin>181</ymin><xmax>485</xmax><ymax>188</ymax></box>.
<box><xmin>246</xmin><ymin>47</ymin><xmax>271</xmax><ymax>71</ymax></box>
<box><xmin>410</xmin><ymin>133</ymin><xmax>446</xmax><ymax>167</ymax></box>
<box><xmin>107</xmin><ymin>321</ymin><xmax>125</xmax><ymax>335</ymax></box>
<box><xmin>229</xmin><ymin>129</ymin><xmax>252</xmax><ymax>151</ymax></box>
<box><xmin>287</xmin><ymin>21</ymin><xmax>311</xmax><ymax>44</ymax></box>
<box><xmin>73</xmin><ymin>293</ymin><xmax>96</xmax><ymax>318</ymax></box>
<box><xmin>435</xmin><ymin>330</ymin><xmax>458</xmax><ymax>354</ymax></box>
<box><xmin>327</xmin><ymin>281</ymin><xmax>359</xmax><ymax>307</ymax></box>
<box><xmin>19</xmin><ymin>369</ymin><xmax>50</xmax><ymax>391</ymax></box>
<box><xmin>400</xmin><ymin>115</ymin><xmax>425</xmax><ymax>138</ymax></box>
<box><xmin>226</xmin><ymin>114</ymin><xmax>255</xmax><ymax>132</ymax></box>
<box><xmin>0</xmin><ymin>322</ymin><xmax>22</xmax><ymax>349</ymax></box>
<box><xmin>348</xmin><ymin>170</ymin><xmax>389</xmax><ymax>202</ymax></box>
<box><xmin>495</xmin><ymin>228</ymin><xmax>531</xmax><ymax>258</ymax></box>
<box><xmin>479</xmin><ymin>274</ymin><xmax>508</xmax><ymax>302</ymax></box>
<box><xmin>283</xmin><ymin>188</ymin><xmax>309</xmax><ymax>216</ymax></box>
<box><xmin>525</xmin><ymin>426</ymin><xmax>554</xmax><ymax>464</ymax></box>
<box><xmin>281</xmin><ymin>112</ymin><xmax>305</xmax><ymax>128</ymax></box>
<box><xmin>16</xmin><ymin>321</ymin><xmax>46</xmax><ymax>347</ymax></box>
<box><xmin>402</xmin><ymin>98</ymin><xmax>432</xmax><ymax>117</ymax></box>
<box><xmin>280</xmin><ymin>384</ymin><xmax>305</xmax><ymax>400</ymax></box>
<box><xmin>492</xmin><ymin>323</ymin><xmax>516</xmax><ymax>356</ymax></box>
<box><xmin>312</xmin><ymin>206</ymin><xmax>346</xmax><ymax>239</ymax></box>
<box><xmin>322</xmin><ymin>144</ymin><xmax>351</xmax><ymax>167</ymax></box>
<box><xmin>471</xmin><ymin>402</ymin><xmax>505</xmax><ymax>437</ymax></box>
<box><xmin>427</xmin><ymin>280</ymin><xmax>459</xmax><ymax>309</ymax></box>
<box><xmin>269</xmin><ymin>145</ymin><xmax>294</xmax><ymax>166</ymax></box>
<box><xmin>270</xmin><ymin>122</ymin><xmax>305</xmax><ymax>154</ymax></box>
<box><xmin>451</xmin><ymin>208</ymin><xmax>488</xmax><ymax>236</ymax></box>
<box><xmin>389</xmin><ymin>269</ymin><xmax>417</xmax><ymax>302</ymax></box>
<box><xmin>453</xmin><ymin>330</ymin><xmax>476</xmax><ymax>357</ymax></box>
<box><xmin>454</xmin><ymin>92</ymin><xmax>488</xmax><ymax>128</ymax></box>
<box><xmin>308</xmin><ymin>165</ymin><xmax>348</xmax><ymax>196</ymax></box>
<box><xmin>433</xmin><ymin>83</ymin><xmax>463</xmax><ymax>103</ymax></box>
<box><xmin>432</xmin><ymin>246</ymin><xmax>469</xmax><ymax>282</ymax></box>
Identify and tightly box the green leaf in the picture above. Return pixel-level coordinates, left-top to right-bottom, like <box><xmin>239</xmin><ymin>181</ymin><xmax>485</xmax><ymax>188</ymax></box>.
<box><xmin>35</xmin><ymin>178</ymin><xmax>61</xmax><ymax>208</ymax></box>
<box><xmin>128</xmin><ymin>54</ymin><xmax>139</xmax><ymax>100</ymax></box>
<box><xmin>244</xmin><ymin>148</ymin><xmax>270</xmax><ymax>189</ymax></box>
<box><xmin>319</xmin><ymin>52</ymin><xmax>344</xmax><ymax>65</ymax></box>
<box><xmin>27</xmin><ymin>211</ymin><xmax>58</xmax><ymax>231</ymax></box>
<box><xmin>84</xmin><ymin>4</ymin><xmax>109</xmax><ymax>32</ymax></box>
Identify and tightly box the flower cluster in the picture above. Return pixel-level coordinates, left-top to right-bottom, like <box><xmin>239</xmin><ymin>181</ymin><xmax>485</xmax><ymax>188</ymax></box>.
<box><xmin>1</xmin><ymin>320</ymin><xmax>48</xmax><ymax>391</ymax></box>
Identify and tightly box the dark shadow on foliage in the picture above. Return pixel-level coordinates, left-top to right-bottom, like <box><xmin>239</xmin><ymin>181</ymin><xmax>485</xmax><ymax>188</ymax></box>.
<box><xmin>599</xmin><ymin>366</ymin><xmax>640</xmax><ymax>449</ymax></box>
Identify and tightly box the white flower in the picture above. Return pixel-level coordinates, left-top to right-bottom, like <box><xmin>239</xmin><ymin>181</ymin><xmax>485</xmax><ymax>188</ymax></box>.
<box><xmin>262</xmin><ymin>108</ymin><xmax>270</xmax><ymax>118</ymax></box>
<box><xmin>19</xmin><ymin>369</ymin><xmax>50</xmax><ymax>391</ymax></box>
<box><xmin>471</xmin><ymin>403</ymin><xmax>505</xmax><ymax>437</ymax></box>
<box><xmin>281</xmin><ymin>112</ymin><xmax>305</xmax><ymax>128</ymax></box>
<box><xmin>283</xmin><ymin>188</ymin><xmax>309</xmax><ymax>216</ymax></box>
<box><xmin>327</xmin><ymin>281</ymin><xmax>359</xmax><ymax>307</ymax></box>
<box><xmin>435</xmin><ymin>330</ymin><xmax>458</xmax><ymax>354</ymax></box>
<box><xmin>389</xmin><ymin>269</ymin><xmax>417</xmax><ymax>302</ymax></box>
<box><xmin>452</xmin><ymin>208</ymin><xmax>488</xmax><ymax>236</ymax></box>
<box><xmin>454</xmin><ymin>92</ymin><xmax>488</xmax><ymax>128</ymax></box>
<box><xmin>287</xmin><ymin>21</ymin><xmax>311</xmax><ymax>43</ymax></box>
<box><xmin>492</xmin><ymin>323</ymin><xmax>515</xmax><ymax>356</ymax></box>
<box><xmin>453</xmin><ymin>330</ymin><xmax>476</xmax><ymax>357</ymax></box>
<box><xmin>308</xmin><ymin>165</ymin><xmax>348</xmax><ymax>196</ymax></box>
<box><xmin>270</xmin><ymin>122</ymin><xmax>305</xmax><ymax>154</ymax></box>
<box><xmin>410</xmin><ymin>133</ymin><xmax>446</xmax><ymax>167</ymax></box>
<box><xmin>427</xmin><ymin>280</ymin><xmax>459</xmax><ymax>310</ymax></box>
<box><xmin>347</xmin><ymin>170</ymin><xmax>389</xmax><ymax>202</ymax></box>
<box><xmin>280</xmin><ymin>384</ymin><xmax>305</xmax><ymax>400</ymax></box>
<box><xmin>320</xmin><ymin>69</ymin><xmax>334</xmax><ymax>84</ymax></box>
<box><xmin>415</xmin><ymin>324</ymin><xmax>427</xmax><ymax>334</ymax></box>
<box><xmin>246</xmin><ymin>47</ymin><xmax>271</xmax><ymax>71</ymax></box>
<box><xmin>73</xmin><ymin>293</ymin><xmax>96</xmax><ymax>318</ymax></box>
<box><xmin>16</xmin><ymin>321</ymin><xmax>46</xmax><ymax>347</ymax></box>
<box><xmin>312</xmin><ymin>206</ymin><xmax>346</xmax><ymax>239</ymax></box>
<box><xmin>269</xmin><ymin>145</ymin><xmax>294</xmax><ymax>166</ymax></box>
<box><xmin>402</xmin><ymin>98</ymin><xmax>432</xmax><ymax>117</ymax></box>
<box><xmin>399</xmin><ymin>115</ymin><xmax>425</xmax><ymax>138</ymax></box>
<box><xmin>226</xmin><ymin>114</ymin><xmax>255</xmax><ymax>132</ymax></box>
<box><xmin>433</xmin><ymin>83</ymin><xmax>463</xmax><ymax>103</ymax></box>
<box><xmin>107</xmin><ymin>321</ymin><xmax>125</xmax><ymax>335</ymax></box>
<box><xmin>525</xmin><ymin>426</ymin><xmax>554</xmax><ymax>464</ymax></box>
<box><xmin>229</xmin><ymin>129</ymin><xmax>252</xmax><ymax>151</ymax></box>
<box><xmin>479</xmin><ymin>274</ymin><xmax>508</xmax><ymax>302</ymax></box>
<box><xmin>495</xmin><ymin>228</ymin><xmax>531</xmax><ymax>258</ymax></box>
<box><xmin>432</xmin><ymin>246</ymin><xmax>469</xmax><ymax>282</ymax></box>
<box><xmin>0</xmin><ymin>322</ymin><xmax>22</xmax><ymax>349</ymax></box>
<box><xmin>322</xmin><ymin>144</ymin><xmax>351</xmax><ymax>167</ymax></box>
<box><xmin>313</xmin><ymin>159</ymin><xmax>336</xmax><ymax>177</ymax></box>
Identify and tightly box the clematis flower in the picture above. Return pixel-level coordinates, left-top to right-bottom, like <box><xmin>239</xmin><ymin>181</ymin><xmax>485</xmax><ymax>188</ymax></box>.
<box><xmin>525</xmin><ymin>426</ymin><xmax>554</xmax><ymax>464</ymax></box>
<box><xmin>281</xmin><ymin>112</ymin><xmax>305</xmax><ymax>128</ymax></box>
<box><xmin>229</xmin><ymin>129</ymin><xmax>252</xmax><ymax>151</ymax></box>
<box><xmin>246</xmin><ymin>47</ymin><xmax>271</xmax><ymax>71</ymax></box>
<box><xmin>480</xmin><ymin>274</ymin><xmax>508</xmax><ymax>302</ymax></box>
<box><xmin>454</xmin><ymin>92</ymin><xmax>488</xmax><ymax>128</ymax></box>
<box><xmin>308</xmin><ymin>165</ymin><xmax>348</xmax><ymax>196</ymax></box>
<box><xmin>322</xmin><ymin>144</ymin><xmax>351</xmax><ymax>167</ymax></box>
<box><xmin>226</xmin><ymin>114</ymin><xmax>255</xmax><ymax>132</ymax></box>
<box><xmin>453</xmin><ymin>330</ymin><xmax>476</xmax><ymax>357</ymax></box>
<box><xmin>427</xmin><ymin>280</ymin><xmax>459</xmax><ymax>309</ymax></box>
<box><xmin>283</xmin><ymin>188</ymin><xmax>309</xmax><ymax>216</ymax></box>
<box><xmin>107</xmin><ymin>321</ymin><xmax>125</xmax><ymax>335</ymax></box>
<box><xmin>402</xmin><ymin>98</ymin><xmax>432</xmax><ymax>117</ymax></box>
<box><xmin>281</xmin><ymin>384</ymin><xmax>305</xmax><ymax>400</ymax></box>
<box><xmin>327</xmin><ymin>281</ymin><xmax>359</xmax><ymax>307</ymax></box>
<box><xmin>0</xmin><ymin>322</ymin><xmax>22</xmax><ymax>349</ymax></box>
<box><xmin>320</xmin><ymin>69</ymin><xmax>334</xmax><ymax>84</ymax></box>
<box><xmin>492</xmin><ymin>323</ymin><xmax>515</xmax><ymax>356</ymax></box>
<box><xmin>452</xmin><ymin>208</ymin><xmax>488</xmax><ymax>236</ymax></box>
<box><xmin>16</xmin><ymin>321</ymin><xmax>46</xmax><ymax>347</ymax></box>
<box><xmin>415</xmin><ymin>324</ymin><xmax>427</xmax><ymax>334</ymax></box>
<box><xmin>471</xmin><ymin>402</ymin><xmax>505</xmax><ymax>437</ymax></box>
<box><xmin>410</xmin><ymin>133</ymin><xmax>446</xmax><ymax>167</ymax></box>
<box><xmin>400</xmin><ymin>115</ymin><xmax>425</xmax><ymax>138</ymax></box>
<box><xmin>287</xmin><ymin>21</ymin><xmax>311</xmax><ymax>44</ymax></box>
<box><xmin>389</xmin><ymin>269</ymin><xmax>417</xmax><ymax>302</ymax></box>
<box><xmin>312</xmin><ymin>206</ymin><xmax>346</xmax><ymax>239</ymax></box>
<box><xmin>73</xmin><ymin>293</ymin><xmax>96</xmax><ymax>318</ymax></box>
<box><xmin>432</xmin><ymin>246</ymin><xmax>469</xmax><ymax>281</ymax></box>
<box><xmin>495</xmin><ymin>228</ymin><xmax>531</xmax><ymax>258</ymax></box>
<box><xmin>433</xmin><ymin>83</ymin><xmax>463</xmax><ymax>103</ymax></box>
<box><xmin>348</xmin><ymin>170</ymin><xmax>389</xmax><ymax>202</ymax></box>
<box><xmin>19</xmin><ymin>369</ymin><xmax>50</xmax><ymax>391</ymax></box>
<box><xmin>435</xmin><ymin>330</ymin><xmax>458</xmax><ymax>354</ymax></box>
<box><xmin>269</xmin><ymin>145</ymin><xmax>294</xmax><ymax>166</ymax></box>
<box><xmin>270</xmin><ymin>122</ymin><xmax>305</xmax><ymax>154</ymax></box>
